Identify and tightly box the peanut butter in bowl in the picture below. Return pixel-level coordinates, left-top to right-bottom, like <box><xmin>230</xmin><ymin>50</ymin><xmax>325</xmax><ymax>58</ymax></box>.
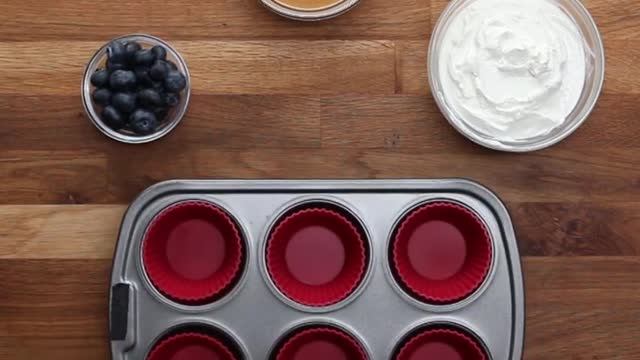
<box><xmin>262</xmin><ymin>0</ymin><xmax>358</xmax><ymax>20</ymax></box>
<box><xmin>274</xmin><ymin>0</ymin><xmax>346</xmax><ymax>11</ymax></box>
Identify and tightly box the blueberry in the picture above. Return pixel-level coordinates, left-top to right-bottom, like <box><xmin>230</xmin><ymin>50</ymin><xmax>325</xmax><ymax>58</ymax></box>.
<box><xmin>90</xmin><ymin>69</ymin><xmax>110</xmax><ymax>87</ymax></box>
<box><xmin>151</xmin><ymin>81</ymin><xmax>165</xmax><ymax>91</ymax></box>
<box><xmin>137</xmin><ymin>88</ymin><xmax>163</xmax><ymax>108</ymax></box>
<box><xmin>134</xmin><ymin>66</ymin><xmax>153</xmax><ymax>87</ymax></box>
<box><xmin>134</xmin><ymin>49</ymin><xmax>156</xmax><ymax>66</ymax></box>
<box><xmin>111</xmin><ymin>92</ymin><xmax>137</xmax><ymax>113</ymax></box>
<box><xmin>106</xmin><ymin>41</ymin><xmax>127</xmax><ymax>64</ymax></box>
<box><xmin>164</xmin><ymin>92</ymin><xmax>180</xmax><ymax>107</ymax></box>
<box><xmin>151</xmin><ymin>45</ymin><xmax>167</xmax><ymax>61</ymax></box>
<box><xmin>124</xmin><ymin>41</ymin><xmax>142</xmax><ymax>61</ymax></box>
<box><xmin>164</xmin><ymin>71</ymin><xmax>187</xmax><ymax>93</ymax></box>
<box><xmin>154</xmin><ymin>107</ymin><xmax>169</xmax><ymax>121</ymax></box>
<box><xmin>92</xmin><ymin>88</ymin><xmax>111</xmax><ymax>106</ymax></box>
<box><xmin>106</xmin><ymin>60</ymin><xmax>126</xmax><ymax>72</ymax></box>
<box><xmin>102</xmin><ymin>106</ymin><xmax>126</xmax><ymax>129</ymax></box>
<box><xmin>110</xmin><ymin>70</ymin><xmax>137</xmax><ymax>90</ymax></box>
<box><xmin>149</xmin><ymin>60</ymin><xmax>170</xmax><ymax>81</ymax></box>
<box><xmin>129</xmin><ymin>109</ymin><xmax>158</xmax><ymax>135</ymax></box>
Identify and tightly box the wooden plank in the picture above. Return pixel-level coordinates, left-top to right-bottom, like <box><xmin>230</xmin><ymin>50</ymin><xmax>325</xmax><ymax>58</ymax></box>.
<box><xmin>0</xmin><ymin>259</ymin><xmax>109</xmax><ymax>359</ymax></box>
<box><xmin>523</xmin><ymin>257</ymin><xmax>640</xmax><ymax>358</ymax></box>
<box><xmin>2</xmin><ymin>91</ymin><xmax>638</xmax><ymax>153</ymax></box>
<box><xmin>395</xmin><ymin>41</ymin><xmax>429</xmax><ymax>96</ymax></box>
<box><xmin>106</xmin><ymin>148</ymin><xmax>640</xmax><ymax>204</ymax></box>
<box><xmin>1</xmin><ymin>203</ymin><xmax>638</xmax><ymax>259</ymax></box>
<box><xmin>1</xmin><ymin>257</ymin><xmax>638</xmax><ymax>358</ymax></box>
<box><xmin>319</xmin><ymin>93</ymin><xmax>640</xmax><ymax>149</ymax></box>
<box><xmin>0</xmin><ymin>151</ymin><xmax>110</xmax><ymax>205</ymax></box>
<box><xmin>0</xmin><ymin>41</ymin><xmax>396</xmax><ymax>95</ymax></box>
<box><xmin>583</xmin><ymin>0</ymin><xmax>640</xmax><ymax>40</ymax></box>
<box><xmin>0</xmin><ymin>338</ymin><xmax>107</xmax><ymax>360</ymax></box>
<box><xmin>0</xmin><ymin>146</ymin><xmax>639</xmax><ymax>204</ymax></box>
<box><xmin>0</xmin><ymin>95</ymin><xmax>322</xmax><ymax>152</ymax></box>
<box><xmin>0</xmin><ymin>0</ymin><xmax>430</xmax><ymax>41</ymax></box>
<box><xmin>0</xmin><ymin>205</ymin><xmax>124</xmax><ymax>259</ymax></box>
<box><xmin>512</xmin><ymin>202</ymin><xmax>640</xmax><ymax>257</ymax></box>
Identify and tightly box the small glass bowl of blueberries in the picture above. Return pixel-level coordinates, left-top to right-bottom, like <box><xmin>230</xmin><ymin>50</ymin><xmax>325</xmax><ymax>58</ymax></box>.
<box><xmin>82</xmin><ymin>34</ymin><xmax>191</xmax><ymax>143</ymax></box>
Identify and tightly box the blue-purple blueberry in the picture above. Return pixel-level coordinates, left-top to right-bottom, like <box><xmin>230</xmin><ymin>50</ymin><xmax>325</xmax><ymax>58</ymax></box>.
<box><xmin>106</xmin><ymin>60</ymin><xmax>126</xmax><ymax>72</ymax></box>
<box><xmin>149</xmin><ymin>60</ymin><xmax>170</xmax><ymax>81</ymax></box>
<box><xmin>124</xmin><ymin>41</ymin><xmax>142</xmax><ymax>62</ymax></box>
<box><xmin>129</xmin><ymin>109</ymin><xmax>158</xmax><ymax>135</ymax></box>
<box><xmin>137</xmin><ymin>88</ymin><xmax>163</xmax><ymax>108</ymax></box>
<box><xmin>134</xmin><ymin>49</ymin><xmax>156</xmax><ymax>66</ymax></box>
<box><xmin>102</xmin><ymin>106</ymin><xmax>126</xmax><ymax>129</ymax></box>
<box><xmin>151</xmin><ymin>45</ymin><xmax>167</xmax><ymax>61</ymax></box>
<box><xmin>111</xmin><ymin>92</ymin><xmax>137</xmax><ymax>113</ymax></box>
<box><xmin>154</xmin><ymin>107</ymin><xmax>169</xmax><ymax>122</ymax></box>
<box><xmin>109</xmin><ymin>70</ymin><xmax>137</xmax><ymax>90</ymax></box>
<box><xmin>106</xmin><ymin>41</ymin><xmax>127</xmax><ymax>64</ymax></box>
<box><xmin>164</xmin><ymin>93</ymin><xmax>180</xmax><ymax>107</ymax></box>
<box><xmin>92</xmin><ymin>88</ymin><xmax>111</xmax><ymax>106</ymax></box>
<box><xmin>164</xmin><ymin>71</ymin><xmax>186</xmax><ymax>93</ymax></box>
<box><xmin>90</xmin><ymin>69</ymin><xmax>110</xmax><ymax>88</ymax></box>
<box><xmin>134</xmin><ymin>66</ymin><xmax>153</xmax><ymax>87</ymax></box>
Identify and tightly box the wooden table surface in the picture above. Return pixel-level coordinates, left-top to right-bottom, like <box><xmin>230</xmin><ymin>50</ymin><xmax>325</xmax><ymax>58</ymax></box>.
<box><xmin>1</xmin><ymin>0</ymin><xmax>639</xmax><ymax>358</ymax></box>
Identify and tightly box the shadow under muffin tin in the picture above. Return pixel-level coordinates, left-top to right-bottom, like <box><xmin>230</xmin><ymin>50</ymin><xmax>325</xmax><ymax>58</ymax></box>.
<box><xmin>109</xmin><ymin>179</ymin><xmax>524</xmax><ymax>359</ymax></box>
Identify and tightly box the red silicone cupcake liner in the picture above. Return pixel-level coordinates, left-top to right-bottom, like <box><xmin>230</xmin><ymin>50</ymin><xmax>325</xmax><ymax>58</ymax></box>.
<box><xmin>266</xmin><ymin>207</ymin><xmax>367</xmax><ymax>307</ymax></box>
<box><xmin>147</xmin><ymin>332</ymin><xmax>237</xmax><ymax>360</ymax></box>
<box><xmin>396</xmin><ymin>327</ymin><xmax>488</xmax><ymax>360</ymax></box>
<box><xmin>143</xmin><ymin>201</ymin><xmax>245</xmax><ymax>304</ymax></box>
<box><xmin>276</xmin><ymin>326</ymin><xmax>368</xmax><ymax>360</ymax></box>
<box><xmin>392</xmin><ymin>202</ymin><xmax>492</xmax><ymax>304</ymax></box>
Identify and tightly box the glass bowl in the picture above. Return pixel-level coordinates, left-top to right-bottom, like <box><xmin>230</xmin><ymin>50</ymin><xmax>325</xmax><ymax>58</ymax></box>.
<box><xmin>428</xmin><ymin>0</ymin><xmax>605</xmax><ymax>152</ymax></box>
<box><xmin>81</xmin><ymin>34</ymin><xmax>191</xmax><ymax>144</ymax></box>
<box><xmin>261</xmin><ymin>0</ymin><xmax>361</xmax><ymax>21</ymax></box>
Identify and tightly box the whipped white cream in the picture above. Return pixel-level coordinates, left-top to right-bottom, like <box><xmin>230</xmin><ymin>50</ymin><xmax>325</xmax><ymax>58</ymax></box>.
<box><xmin>438</xmin><ymin>0</ymin><xmax>586</xmax><ymax>141</ymax></box>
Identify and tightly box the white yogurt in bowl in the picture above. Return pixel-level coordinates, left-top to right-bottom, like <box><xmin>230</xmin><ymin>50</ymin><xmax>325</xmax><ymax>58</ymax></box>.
<box><xmin>429</xmin><ymin>0</ymin><xmax>605</xmax><ymax>151</ymax></box>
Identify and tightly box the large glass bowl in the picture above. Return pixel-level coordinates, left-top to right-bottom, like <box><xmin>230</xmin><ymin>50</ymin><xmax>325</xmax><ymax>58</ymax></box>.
<box><xmin>428</xmin><ymin>0</ymin><xmax>605</xmax><ymax>152</ymax></box>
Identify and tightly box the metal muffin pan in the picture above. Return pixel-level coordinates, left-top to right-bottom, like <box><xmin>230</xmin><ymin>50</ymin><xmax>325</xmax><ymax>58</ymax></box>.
<box><xmin>109</xmin><ymin>179</ymin><xmax>525</xmax><ymax>359</ymax></box>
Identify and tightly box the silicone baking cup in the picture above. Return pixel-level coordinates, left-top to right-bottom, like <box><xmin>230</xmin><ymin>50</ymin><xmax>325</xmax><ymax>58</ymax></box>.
<box><xmin>143</xmin><ymin>201</ymin><xmax>246</xmax><ymax>305</ymax></box>
<box><xmin>274</xmin><ymin>326</ymin><xmax>368</xmax><ymax>360</ymax></box>
<box><xmin>147</xmin><ymin>332</ymin><xmax>237</xmax><ymax>360</ymax></box>
<box><xmin>266</xmin><ymin>206</ymin><xmax>368</xmax><ymax>307</ymax></box>
<box><xmin>395</xmin><ymin>327</ymin><xmax>488</xmax><ymax>360</ymax></box>
<box><xmin>391</xmin><ymin>202</ymin><xmax>492</xmax><ymax>304</ymax></box>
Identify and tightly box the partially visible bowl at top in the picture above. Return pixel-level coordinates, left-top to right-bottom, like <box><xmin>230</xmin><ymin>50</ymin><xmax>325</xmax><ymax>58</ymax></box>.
<box><xmin>261</xmin><ymin>0</ymin><xmax>361</xmax><ymax>21</ymax></box>
<box><xmin>428</xmin><ymin>0</ymin><xmax>605</xmax><ymax>152</ymax></box>
<box><xmin>82</xmin><ymin>34</ymin><xmax>191</xmax><ymax>144</ymax></box>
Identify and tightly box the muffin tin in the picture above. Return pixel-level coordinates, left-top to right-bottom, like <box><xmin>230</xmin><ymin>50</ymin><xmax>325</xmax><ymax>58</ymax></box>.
<box><xmin>109</xmin><ymin>179</ymin><xmax>524</xmax><ymax>359</ymax></box>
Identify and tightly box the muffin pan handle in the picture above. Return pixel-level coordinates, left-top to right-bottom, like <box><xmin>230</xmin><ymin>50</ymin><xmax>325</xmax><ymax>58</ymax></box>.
<box><xmin>110</xmin><ymin>283</ymin><xmax>135</xmax><ymax>344</ymax></box>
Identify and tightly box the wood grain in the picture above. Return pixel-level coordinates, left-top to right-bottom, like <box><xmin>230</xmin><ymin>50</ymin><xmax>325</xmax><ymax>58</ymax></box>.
<box><xmin>1</xmin><ymin>41</ymin><xmax>396</xmax><ymax>95</ymax></box>
<box><xmin>0</xmin><ymin>0</ymin><xmax>431</xmax><ymax>41</ymax></box>
<box><xmin>1</xmin><ymin>0</ymin><xmax>639</xmax><ymax>358</ymax></box>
